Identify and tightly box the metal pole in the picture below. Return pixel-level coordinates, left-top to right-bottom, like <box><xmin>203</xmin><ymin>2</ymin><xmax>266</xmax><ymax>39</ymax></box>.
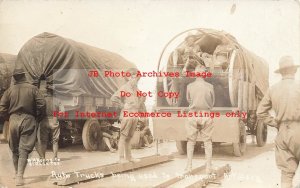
<box><xmin>156</xmin><ymin>139</ymin><xmax>159</xmax><ymax>155</ymax></box>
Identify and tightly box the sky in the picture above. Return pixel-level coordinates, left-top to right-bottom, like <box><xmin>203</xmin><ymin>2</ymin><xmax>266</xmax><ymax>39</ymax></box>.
<box><xmin>0</xmin><ymin>0</ymin><xmax>299</xmax><ymax>105</ymax></box>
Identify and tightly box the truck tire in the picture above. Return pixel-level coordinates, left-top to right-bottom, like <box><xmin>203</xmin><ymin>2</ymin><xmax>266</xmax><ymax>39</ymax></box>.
<box><xmin>176</xmin><ymin>141</ymin><xmax>187</xmax><ymax>155</ymax></box>
<box><xmin>3</xmin><ymin>121</ymin><xmax>9</xmax><ymax>142</ymax></box>
<box><xmin>256</xmin><ymin>120</ymin><xmax>267</xmax><ymax>147</ymax></box>
<box><xmin>233</xmin><ymin>123</ymin><xmax>246</xmax><ymax>157</ymax></box>
<box><xmin>82</xmin><ymin>119</ymin><xmax>100</xmax><ymax>151</ymax></box>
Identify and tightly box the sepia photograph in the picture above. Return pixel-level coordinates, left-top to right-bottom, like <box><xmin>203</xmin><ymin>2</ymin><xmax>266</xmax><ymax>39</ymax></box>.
<box><xmin>0</xmin><ymin>0</ymin><xmax>300</xmax><ymax>187</ymax></box>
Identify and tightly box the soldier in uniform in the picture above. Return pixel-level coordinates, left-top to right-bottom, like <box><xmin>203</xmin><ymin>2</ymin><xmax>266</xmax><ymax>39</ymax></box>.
<box><xmin>257</xmin><ymin>56</ymin><xmax>300</xmax><ymax>188</ymax></box>
<box><xmin>185</xmin><ymin>64</ymin><xmax>215</xmax><ymax>173</ymax></box>
<box><xmin>111</xmin><ymin>68</ymin><xmax>141</xmax><ymax>163</ymax></box>
<box><xmin>0</xmin><ymin>68</ymin><xmax>45</xmax><ymax>186</ymax></box>
<box><xmin>36</xmin><ymin>80</ymin><xmax>60</xmax><ymax>160</ymax></box>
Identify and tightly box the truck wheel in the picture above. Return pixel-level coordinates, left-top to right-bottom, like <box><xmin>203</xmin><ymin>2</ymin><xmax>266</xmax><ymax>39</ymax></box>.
<box><xmin>3</xmin><ymin>121</ymin><xmax>9</xmax><ymax>142</ymax></box>
<box><xmin>82</xmin><ymin>119</ymin><xmax>100</xmax><ymax>151</ymax></box>
<box><xmin>176</xmin><ymin>141</ymin><xmax>187</xmax><ymax>155</ymax></box>
<box><xmin>233</xmin><ymin>123</ymin><xmax>246</xmax><ymax>157</ymax></box>
<box><xmin>256</xmin><ymin>120</ymin><xmax>267</xmax><ymax>147</ymax></box>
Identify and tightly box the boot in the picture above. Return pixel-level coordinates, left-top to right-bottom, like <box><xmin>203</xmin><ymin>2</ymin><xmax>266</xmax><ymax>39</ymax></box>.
<box><xmin>204</xmin><ymin>141</ymin><xmax>213</xmax><ymax>174</ymax></box>
<box><xmin>12</xmin><ymin>154</ymin><xmax>19</xmax><ymax>179</ymax></box>
<box><xmin>36</xmin><ymin>143</ymin><xmax>47</xmax><ymax>165</ymax></box>
<box><xmin>117</xmin><ymin>135</ymin><xmax>126</xmax><ymax>163</ymax></box>
<box><xmin>185</xmin><ymin>141</ymin><xmax>195</xmax><ymax>173</ymax></box>
<box><xmin>16</xmin><ymin>158</ymin><xmax>27</xmax><ymax>186</ymax></box>
<box><xmin>281</xmin><ymin>171</ymin><xmax>294</xmax><ymax>188</ymax></box>
<box><xmin>35</xmin><ymin>140</ymin><xmax>47</xmax><ymax>159</ymax></box>
<box><xmin>53</xmin><ymin>143</ymin><xmax>59</xmax><ymax>160</ymax></box>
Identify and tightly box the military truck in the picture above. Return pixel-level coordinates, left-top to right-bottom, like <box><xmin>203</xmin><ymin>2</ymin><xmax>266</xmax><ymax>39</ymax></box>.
<box><xmin>15</xmin><ymin>32</ymin><xmax>138</xmax><ymax>150</ymax></box>
<box><xmin>153</xmin><ymin>28</ymin><xmax>269</xmax><ymax>156</ymax></box>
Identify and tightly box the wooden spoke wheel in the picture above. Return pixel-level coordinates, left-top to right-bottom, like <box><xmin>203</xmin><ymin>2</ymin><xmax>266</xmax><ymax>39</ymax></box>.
<box><xmin>82</xmin><ymin>119</ymin><xmax>101</xmax><ymax>151</ymax></box>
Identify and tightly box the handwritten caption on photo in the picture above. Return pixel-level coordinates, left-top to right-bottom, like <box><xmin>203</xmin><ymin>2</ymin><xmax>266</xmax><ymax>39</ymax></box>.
<box><xmin>50</xmin><ymin>171</ymin><xmax>262</xmax><ymax>184</ymax></box>
<box><xmin>28</xmin><ymin>158</ymin><xmax>61</xmax><ymax>167</ymax></box>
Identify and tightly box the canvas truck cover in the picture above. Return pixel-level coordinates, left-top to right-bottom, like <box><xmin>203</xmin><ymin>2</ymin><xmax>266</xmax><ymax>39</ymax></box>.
<box><xmin>241</xmin><ymin>48</ymin><xmax>269</xmax><ymax>95</ymax></box>
<box><xmin>191</xmin><ymin>29</ymin><xmax>268</xmax><ymax>95</ymax></box>
<box><xmin>0</xmin><ymin>53</ymin><xmax>16</xmax><ymax>97</ymax></box>
<box><xmin>158</xmin><ymin>29</ymin><xmax>269</xmax><ymax>107</ymax></box>
<box><xmin>167</xmin><ymin>29</ymin><xmax>269</xmax><ymax>95</ymax></box>
<box><xmin>205</xmin><ymin>29</ymin><xmax>269</xmax><ymax>95</ymax></box>
<box><xmin>15</xmin><ymin>32</ymin><xmax>137</xmax><ymax>98</ymax></box>
<box><xmin>211</xmin><ymin>30</ymin><xmax>269</xmax><ymax>96</ymax></box>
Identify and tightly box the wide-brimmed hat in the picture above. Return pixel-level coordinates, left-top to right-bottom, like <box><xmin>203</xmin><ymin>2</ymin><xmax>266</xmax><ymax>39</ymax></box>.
<box><xmin>13</xmin><ymin>68</ymin><xmax>26</xmax><ymax>76</ymax></box>
<box><xmin>274</xmin><ymin>56</ymin><xmax>300</xmax><ymax>73</ymax></box>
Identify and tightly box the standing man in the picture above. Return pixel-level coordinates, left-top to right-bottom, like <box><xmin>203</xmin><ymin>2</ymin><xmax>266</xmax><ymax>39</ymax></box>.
<box><xmin>111</xmin><ymin>68</ymin><xmax>141</xmax><ymax>163</ymax></box>
<box><xmin>257</xmin><ymin>56</ymin><xmax>300</xmax><ymax>188</ymax></box>
<box><xmin>185</xmin><ymin>64</ymin><xmax>215</xmax><ymax>174</ymax></box>
<box><xmin>36</xmin><ymin>80</ymin><xmax>60</xmax><ymax>160</ymax></box>
<box><xmin>0</xmin><ymin>68</ymin><xmax>45</xmax><ymax>186</ymax></box>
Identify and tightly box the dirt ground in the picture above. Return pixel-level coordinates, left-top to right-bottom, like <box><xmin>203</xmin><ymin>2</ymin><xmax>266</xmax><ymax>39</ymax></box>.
<box><xmin>0</xmin><ymin>127</ymin><xmax>299</xmax><ymax>188</ymax></box>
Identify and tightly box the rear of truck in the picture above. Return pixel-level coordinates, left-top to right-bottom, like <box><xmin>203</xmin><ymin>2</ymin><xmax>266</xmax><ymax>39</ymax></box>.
<box><xmin>153</xmin><ymin>28</ymin><xmax>269</xmax><ymax>156</ymax></box>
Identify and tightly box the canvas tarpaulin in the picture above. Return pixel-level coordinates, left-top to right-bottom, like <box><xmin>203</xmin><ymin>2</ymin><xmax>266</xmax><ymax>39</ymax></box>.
<box><xmin>241</xmin><ymin>48</ymin><xmax>269</xmax><ymax>95</ymax></box>
<box><xmin>190</xmin><ymin>29</ymin><xmax>269</xmax><ymax>95</ymax></box>
<box><xmin>15</xmin><ymin>32</ymin><xmax>137</xmax><ymax>98</ymax></box>
<box><xmin>174</xmin><ymin>29</ymin><xmax>269</xmax><ymax>95</ymax></box>
<box><xmin>204</xmin><ymin>30</ymin><xmax>269</xmax><ymax>95</ymax></box>
<box><xmin>161</xmin><ymin>28</ymin><xmax>269</xmax><ymax>107</ymax></box>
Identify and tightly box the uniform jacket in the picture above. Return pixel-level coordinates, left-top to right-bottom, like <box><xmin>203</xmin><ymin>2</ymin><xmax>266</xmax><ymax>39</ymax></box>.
<box><xmin>0</xmin><ymin>81</ymin><xmax>46</xmax><ymax>120</ymax></box>
<box><xmin>257</xmin><ymin>77</ymin><xmax>300</xmax><ymax>127</ymax></box>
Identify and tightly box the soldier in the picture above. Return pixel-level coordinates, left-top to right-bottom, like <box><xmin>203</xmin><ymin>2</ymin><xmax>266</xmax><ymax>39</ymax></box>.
<box><xmin>111</xmin><ymin>68</ymin><xmax>141</xmax><ymax>163</ymax></box>
<box><xmin>36</xmin><ymin>80</ymin><xmax>60</xmax><ymax>160</ymax></box>
<box><xmin>0</xmin><ymin>68</ymin><xmax>45</xmax><ymax>186</ymax></box>
<box><xmin>185</xmin><ymin>64</ymin><xmax>215</xmax><ymax>174</ymax></box>
<box><xmin>257</xmin><ymin>56</ymin><xmax>300</xmax><ymax>188</ymax></box>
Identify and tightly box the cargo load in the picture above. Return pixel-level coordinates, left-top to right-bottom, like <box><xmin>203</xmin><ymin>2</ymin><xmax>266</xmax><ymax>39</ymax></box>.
<box><xmin>158</xmin><ymin>29</ymin><xmax>269</xmax><ymax>108</ymax></box>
